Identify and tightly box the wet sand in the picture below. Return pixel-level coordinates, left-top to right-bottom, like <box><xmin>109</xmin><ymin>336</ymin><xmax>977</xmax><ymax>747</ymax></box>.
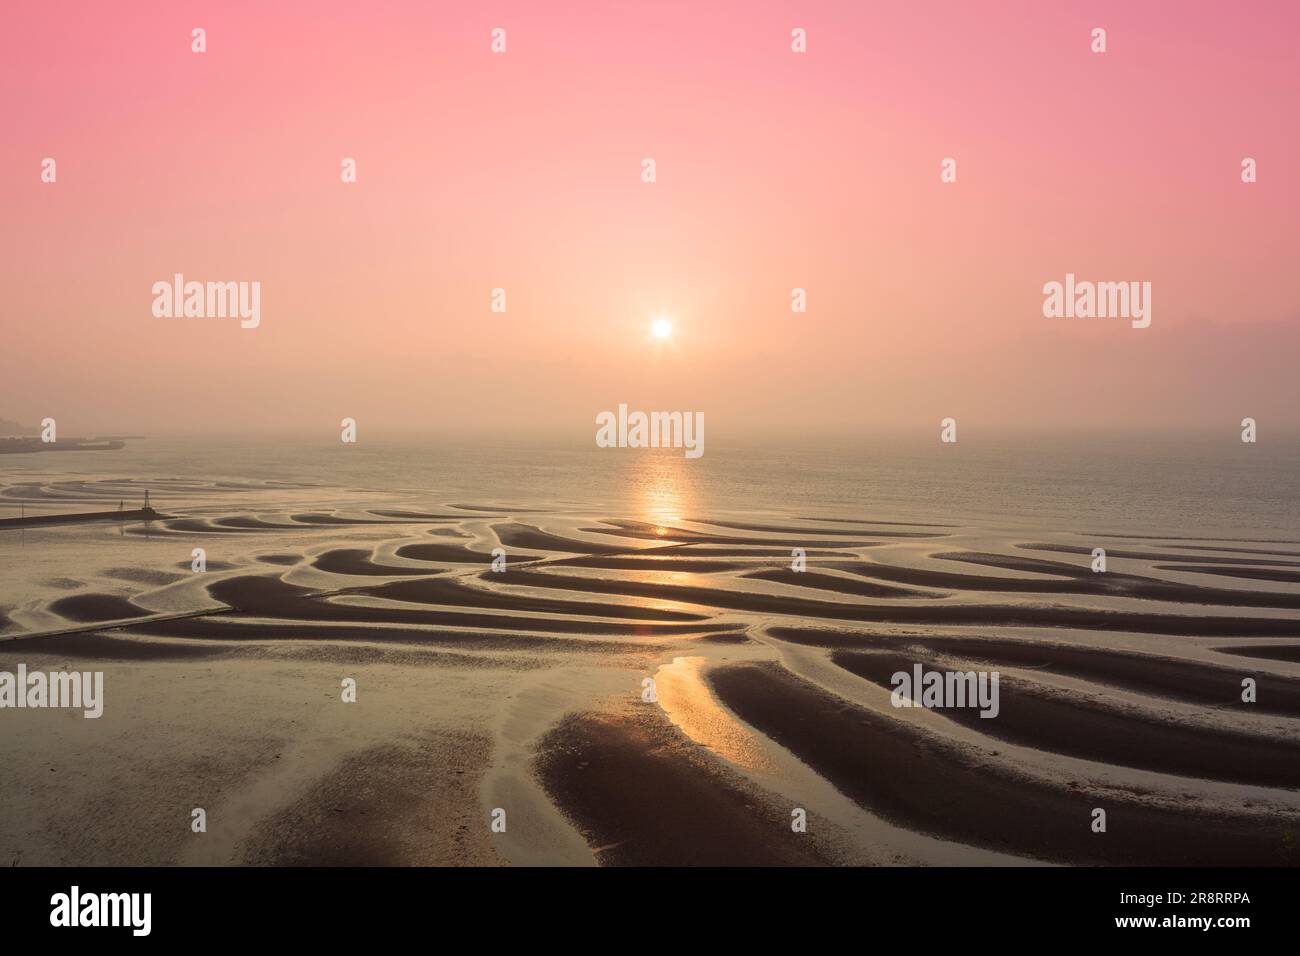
<box><xmin>829</xmin><ymin>649</ymin><xmax>1300</xmax><ymax>788</ymax></box>
<box><xmin>768</xmin><ymin>629</ymin><xmax>1300</xmax><ymax>716</ymax></box>
<box><xmin>3</xmin><ymin>476</ymin><xmax>1299</xmax><ymax>867</ymax></box>
<box><xmin>708</xmin><ymin>662</ymin><xmax>1297</xmax><ymax>866</ymax></box>
<box><xmin>1221</xmin><ymin>644</ymin><xmax>1300</xmax><ymax>664</ymax></box>
<box><xmin>241</xmin><ymin>732</ymin><xmax>496</xmax><ymax>866</ymax></box>
<box><xmin>486</xmin><ymin>568</ymin><xmax>1300</xmax><ymax>636</ymax></box>
<box><xmin>534</xmin><ymin>708</ymin><xmax>836</xmax><ymax>866</ymax></box>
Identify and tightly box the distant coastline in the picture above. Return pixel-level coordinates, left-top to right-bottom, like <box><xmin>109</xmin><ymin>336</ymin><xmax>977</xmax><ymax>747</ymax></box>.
<box><xmin>0</xmin><ymin>436</ymin><xmax>143</xmax><ymax>454</ymax></box>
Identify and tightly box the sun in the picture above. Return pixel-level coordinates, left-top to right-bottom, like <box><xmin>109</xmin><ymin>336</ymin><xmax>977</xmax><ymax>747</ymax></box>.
<box><xmin>651</xmin><ymin>316</ymin><xmax>673</xmax><ymax>340</ymax></box>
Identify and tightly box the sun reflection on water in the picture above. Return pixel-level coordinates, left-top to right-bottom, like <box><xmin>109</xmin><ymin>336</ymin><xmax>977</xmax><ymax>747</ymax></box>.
<box><xmin>654</xmin><ymin>656</ymin><xmax>773</xmax><ymax>772</ymax></box>
<box><xmin>635</xmin><ymin>450</ymin><xmax>692</xmax><ymax>529</ymax></box>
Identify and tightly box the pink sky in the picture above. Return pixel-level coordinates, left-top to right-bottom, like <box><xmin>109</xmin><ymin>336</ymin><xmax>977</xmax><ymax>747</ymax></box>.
<box><xmin>2</xmin><ymin>0</ymin><xmax>1298</xmax><ymax>436</ymax></box>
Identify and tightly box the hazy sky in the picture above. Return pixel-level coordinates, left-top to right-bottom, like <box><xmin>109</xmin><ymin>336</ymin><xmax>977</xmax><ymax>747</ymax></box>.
<box><xmin>3</xmin><ymin>1</ymin><xmax>1298</xmax><ymax>436</ymax></box>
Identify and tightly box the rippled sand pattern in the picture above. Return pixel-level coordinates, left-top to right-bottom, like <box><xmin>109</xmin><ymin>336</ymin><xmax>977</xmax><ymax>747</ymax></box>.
<box><xmin>2</xmin><ymin>477</ymin><xmax>1298</xmax><ymax>866</ymax></box>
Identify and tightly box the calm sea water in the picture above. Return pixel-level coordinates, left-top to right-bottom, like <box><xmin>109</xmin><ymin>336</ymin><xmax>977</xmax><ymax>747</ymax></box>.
<box><xmin>2</xmin><ymin>432</ymin><xmax>1296</xmax><ymax>539</ymax></box>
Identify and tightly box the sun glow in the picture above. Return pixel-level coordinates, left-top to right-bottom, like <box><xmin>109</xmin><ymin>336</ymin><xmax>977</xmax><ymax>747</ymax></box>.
<box><xmin>651</xmin><ymin>317</ymin><xmax>673</xmax><ymax>340</ymax></box>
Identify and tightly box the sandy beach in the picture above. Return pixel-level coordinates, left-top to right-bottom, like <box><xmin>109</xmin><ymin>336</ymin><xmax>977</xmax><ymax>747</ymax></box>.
<box><xmin>2</xmin><ymin>467</ymin><xmax>1298</xmax><ymax>867</ymax></box>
